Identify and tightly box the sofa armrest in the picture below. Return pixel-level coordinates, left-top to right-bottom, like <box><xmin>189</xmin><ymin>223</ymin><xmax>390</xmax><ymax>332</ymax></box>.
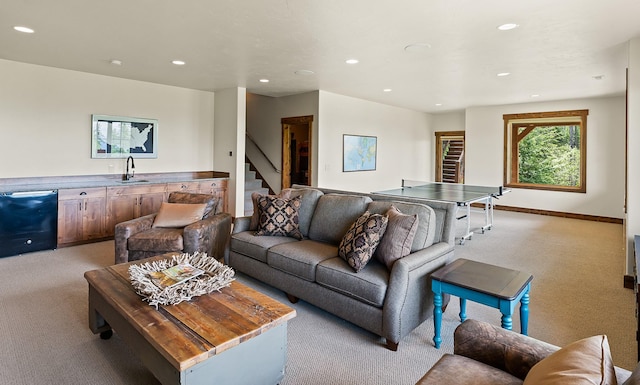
<box><xmin>233</xmin><ymin>216</ymin><xmax>252</xmax><ymax>233</ymax></box>
<box><xmin>454</xmin><ymin>319</ymin><xmax>558</xmax><ymax>380</ymax></box>
<box><xmin>383</xmin><ymin>242</ymin><xmax>455</xmax><ymax>345</ymax></box>
<box><xmin>114</xmin><ymin>214</ymin><xmax>156</xmax><ymax>264</ymax></box>
<box><xmin>183</xmin><ymin>213</ymin><xmax>232</xmax><ymax>260</ymax></box>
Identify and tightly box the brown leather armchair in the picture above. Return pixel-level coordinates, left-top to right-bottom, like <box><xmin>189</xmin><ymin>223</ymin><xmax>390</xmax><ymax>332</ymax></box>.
<box><xmin>114</xmin><ymin>192</ymin><xmax>232</xmax><ymax>264</ymax></box>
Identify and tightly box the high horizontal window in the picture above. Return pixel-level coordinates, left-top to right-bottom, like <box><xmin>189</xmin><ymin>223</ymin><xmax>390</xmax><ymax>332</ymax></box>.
<box><xmin>503</xmin><ymin>109</ymin><xmax>588</xmax><ymax>193</ymax></box>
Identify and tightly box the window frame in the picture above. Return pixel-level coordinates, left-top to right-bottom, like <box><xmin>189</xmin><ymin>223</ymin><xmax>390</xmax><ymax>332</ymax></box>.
<box><xmin>503</xmin><ymin>109</ymin><xmax>588</xmax><ymax>193</ymax></box>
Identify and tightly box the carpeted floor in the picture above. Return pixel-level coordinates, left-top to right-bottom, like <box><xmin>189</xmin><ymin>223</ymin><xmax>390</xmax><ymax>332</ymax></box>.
<box><xmin>0</xmin><ymin>209</ymin><xmax>635</xmax><ymax>384</ymax></box>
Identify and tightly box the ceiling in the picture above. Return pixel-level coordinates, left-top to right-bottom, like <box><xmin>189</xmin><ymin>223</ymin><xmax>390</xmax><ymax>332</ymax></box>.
<box><xmin>2</xmin><ymin>0</ymin><xmax>640</xmax><ymax>113</ymax></box>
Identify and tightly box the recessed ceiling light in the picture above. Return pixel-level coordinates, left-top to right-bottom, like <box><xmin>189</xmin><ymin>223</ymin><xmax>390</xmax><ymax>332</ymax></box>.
<box><xmin>383</xmin><ymin>89</ymin><xmax>392</xmax><ymax>92</ymax></box>
<box><xmin>295</xmin><ymin>70</ymin><xmax>315</xmax><ymax>76</ymax></box>
<box><xmin>14</xmin><ymin>26</ymin><xmax>34</xmax><ymax>33</ymax></box>
<box><xmin>498</xmin><ymin>23</ymin><xmax>519</xmax><ymax>31</ymax></box>
<box><xmin>110</xmin><ymin>59</ymin><xmax>123</xmax><ymax>66</ymax></box>
<box><xmin>259</xmin><ymin>79</ymin><xmax>269</xmax><ymax>83</ymax></box>
<box><xmin>404</xmin><ymin>43</ymin><xmax>431</xmax><ymax>52</ymax></box>
<box><xmin>345</xmin><ymin>59</ymin><xmax>359</xmax><ymax>64</ymax></box>
<box><xmin>435</xmin><ymin>103</ymin><xmax>443</xmax><ymax>107</ymax></box>
<box><xmin>171</xmin><ymin>60</ymin><xmax>186</xmax><ymax>66</ymax></box>
<box><xmin>497</xmin><ymin>72</ymin><xmax>511</xmax><ymax>77</ymax></box>
<box><xmin>531</xmin><ymin>94</ymin><xmax>540</xmax><ymax>98</ymax></box>
<box><xmin>593</xmin><ymin>75</ymin><xmax>604</xmax><ymax>80</ymax></box>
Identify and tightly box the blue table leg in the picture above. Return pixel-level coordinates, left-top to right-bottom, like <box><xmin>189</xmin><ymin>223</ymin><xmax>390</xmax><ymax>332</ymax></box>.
<box><xmin>501</xmin><ymin>313</ymin><xmax>513</xmax><ymax>330</ymax></box>
<box><xmin>459</xmin><ymin>298</ymin><xmax>467</xmax><ymax>322</ymax></box>
<box><xmin>433</xmin><ymin>292</ymin><xmax>443</xmax><ymax>349</ymax></box>
<box><xmin>520</xmin><ymin>287</ymin><xmax>530</xmax><ymax>335</ymax></box>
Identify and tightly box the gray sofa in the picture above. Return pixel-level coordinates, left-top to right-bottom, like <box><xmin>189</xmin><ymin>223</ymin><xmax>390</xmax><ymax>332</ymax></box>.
<box><xmin>226</xmin><ymin>186</ymin><xmax>457</xmax><ymax>350</ymax></box>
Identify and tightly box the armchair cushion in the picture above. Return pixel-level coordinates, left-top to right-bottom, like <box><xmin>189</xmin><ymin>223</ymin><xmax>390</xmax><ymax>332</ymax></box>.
<box><xmin>128</xmin><ymin>228</ymin><xmax>184</xmax><ymax>251</ymax></box>
<box><xmin>152</xmin><ymin>202</ymin><xmax>207</xmax><ymax>228</ymax></box>
<box><xmin>523</xmin><ymin>335</ymin><xmax>617</xmax><ymax>385</ymax></box>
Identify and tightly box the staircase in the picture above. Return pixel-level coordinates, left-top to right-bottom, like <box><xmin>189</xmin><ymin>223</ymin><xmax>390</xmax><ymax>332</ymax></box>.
<box><xmin>244</xmin><ymin>163</ymin><xmax>269</xmax><ymax>216</ymax></box>
<box><xmin>442</xmin><ymin>139</ymin><xmax>464</xmax><ymax>183</ymax></box>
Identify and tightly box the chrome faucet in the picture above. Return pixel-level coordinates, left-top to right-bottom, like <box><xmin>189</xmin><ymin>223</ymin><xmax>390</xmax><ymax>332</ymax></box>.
<box><xmin>124</xmin><ymin>156</ymin><xmax>135</xmax><ymax>180</ymax></box>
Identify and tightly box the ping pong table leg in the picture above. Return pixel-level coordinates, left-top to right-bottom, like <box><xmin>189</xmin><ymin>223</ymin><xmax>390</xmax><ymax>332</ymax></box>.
<box><xmin>459</xmin><ymin>204</ymin><xmax>473</xmax><ymax>245</ymax></box>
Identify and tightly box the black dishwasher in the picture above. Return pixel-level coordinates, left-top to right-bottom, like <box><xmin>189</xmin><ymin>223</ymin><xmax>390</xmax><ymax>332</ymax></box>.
<box><xmin>0</xmin><ymin>190</ymin><xmax>58</xmax><ymax>258</ymax></box>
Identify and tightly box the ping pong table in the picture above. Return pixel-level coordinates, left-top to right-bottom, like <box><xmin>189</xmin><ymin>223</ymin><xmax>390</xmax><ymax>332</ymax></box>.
<box><xmin>373</xmin><ymin>180</ymin><xmax>510</xmax><ymax>245</ymax></box>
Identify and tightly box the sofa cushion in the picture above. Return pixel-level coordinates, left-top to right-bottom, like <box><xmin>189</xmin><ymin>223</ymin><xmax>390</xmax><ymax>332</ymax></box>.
<box><xmin>279</xmin><ymin>187</ymin><xmax>324</xmax><ymax>237</ymax></box>
<box><xmin>267</xmin><ymin>240</ymin><xmax>338</xmax><ymax>281</ymax></box>
<box><xmin>523</xmin><ymin>335</ymin><xmax>616</xmax><ymax>385</ymax></box>
<box><xmin>338</xmin><ymin>211</ymin><xmax>388</xmax><ymax>272</ymax></box>
<box><xmin>367</xmin><ymin>200</ymin><xmax>436</xmax><ymax>252</ymax></box>
<box><xmin>255</xmin><ymin>195</ymin><xmax>303</xmax><ymax>239</ymax></box>
<box><xmin>128</xmin><ymin>228</ymin><xmax>184</xmax><ymax>251</ymax></box>
<box><xmin>152</xmin><ymin>202</ymin><xmax>207</xmax><ymax>228</ymax></box>
<box><xmin>416</xmin><ymin>354</ymin><xmax>523</xmax><ymax>385</ymax></box>
<box><xmin>168</xmin><ymin>191</ymin><xmax>217</xmax><ymax>218</ymax></box>
<box><xmin>316</xmin><ymin>257</ymin><xmax>389</xmax><ymax>307</ymax></box>
<box><xmin>375</xmin><ymin>205</ymin><xmax>419</xmax><ymax>270</ymax></box>
<box><xmin>308</xmin><ymin>194</ymin><xmax>372</xmax><ymax>244</ymax></box>
<box><xmin>231</xmin><ymin>231</ymin><xmax>299</xmax><ymax>263</ymax></box>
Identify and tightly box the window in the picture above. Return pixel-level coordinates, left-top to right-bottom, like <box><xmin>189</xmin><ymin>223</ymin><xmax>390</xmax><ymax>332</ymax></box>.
<box><xmin>503</xmin><ymin>109</ymin><xmax>588</xmax><ymax>193</ymax></box>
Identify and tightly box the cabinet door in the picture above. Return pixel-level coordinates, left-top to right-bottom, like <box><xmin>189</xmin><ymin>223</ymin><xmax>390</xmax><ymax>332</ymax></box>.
<box><xmin>105</xmin><ymin>194</ymin><xmax>138</xmax><ymax>236</ymax></box>
<box><xmin>83</xmin><ymin>197</ymin><xmax>107</xmax><ymax>240</ymax></box>
<box><xmin>58</xmin><ymin>199</ymin><xmax>83</xmax><ymax>244</ymax></box>
<box><xmin>139</xmin><ymin>192</ymin><xmax>164</xmax><ymax>217</ymax></box>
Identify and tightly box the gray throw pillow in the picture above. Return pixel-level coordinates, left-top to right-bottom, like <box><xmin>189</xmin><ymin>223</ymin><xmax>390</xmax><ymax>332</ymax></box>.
<box><xmin>375</xmin><ymin>205</ymin><xmax>419</xmax><ymax>270</ymax></box>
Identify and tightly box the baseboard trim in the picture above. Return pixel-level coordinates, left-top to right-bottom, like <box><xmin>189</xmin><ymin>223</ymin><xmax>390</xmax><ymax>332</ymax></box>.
<box><xmin>488</xmin><ymin>204</ymin><xmax>623</xmax><ymax>224</ymax></box>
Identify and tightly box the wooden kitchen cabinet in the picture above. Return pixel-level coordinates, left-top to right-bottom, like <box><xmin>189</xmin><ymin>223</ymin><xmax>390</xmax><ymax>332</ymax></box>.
<box><xmin>165</xmin><ymin>181</ymin><xmax>201</xmax><ymax>199</ymax></box>
<box><xmin>58</xmin><ymin>187</ymin><xmax>107</xmax><ymax>245</ymax></box>
<box><xmin>105</xmin><ymin>184</ymin><xmax>165</xmax><ymax>236</ymax></box>
<box><xmin>198</xmin><ymin>179</ymin><xmax>228</xmax><ymax>213</ymax></box>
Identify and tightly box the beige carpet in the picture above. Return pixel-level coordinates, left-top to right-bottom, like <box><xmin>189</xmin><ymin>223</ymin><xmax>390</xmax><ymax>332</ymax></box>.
<box><xmin>0</xmin><ymin>209</ymin><xmax>635</xmax><ymax>385</ymax></box>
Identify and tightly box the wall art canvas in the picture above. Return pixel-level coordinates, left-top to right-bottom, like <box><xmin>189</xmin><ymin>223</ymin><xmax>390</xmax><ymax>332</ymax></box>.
<box><xmin>343</xmin><ymin>134</ymin><xmax>377</xmax><ymax>172</ymax></box>
<box><xmin>91</xmin><ymin>114</ymin><xmax>158</xmax><ymax>158</ymax></box>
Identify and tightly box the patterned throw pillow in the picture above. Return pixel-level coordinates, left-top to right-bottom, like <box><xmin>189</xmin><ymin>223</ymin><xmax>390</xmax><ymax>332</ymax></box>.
<box><xmin>255</xmin><ymin>195</ymin><xmax>303</xmax><ymax>240</ymax></box>
<box><xmin>338</xmin><ymin>211</ymin><xmax>388</xmax><ymax>272</ymax></box>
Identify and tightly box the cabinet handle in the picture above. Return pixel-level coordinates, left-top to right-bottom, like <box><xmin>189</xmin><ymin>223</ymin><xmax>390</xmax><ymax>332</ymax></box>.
<box><xmin>139</xmin><ymin>196</ymin><xmax>143</xmax><ymax>205</ymax></box>
<box><xmin>85</xmin><ymin>202</ymin><xmax>87</xmax><ymax>210</ymax></box>
<box><xmin>80</xmin><ymin>191</ymin><xmax>87</xmax><ymax>196</ymax></box>
<box><xmin>79</xmin><ymin>202</ymin><xmax>82</xmax><ymax>210</ymax></box>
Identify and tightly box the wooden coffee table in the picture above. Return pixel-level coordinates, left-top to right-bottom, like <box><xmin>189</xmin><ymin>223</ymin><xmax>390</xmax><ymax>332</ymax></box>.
<box><xmin>84</xmin><ymin>255</ymin><xmax>296</xmax><ymax>385</ymax></box>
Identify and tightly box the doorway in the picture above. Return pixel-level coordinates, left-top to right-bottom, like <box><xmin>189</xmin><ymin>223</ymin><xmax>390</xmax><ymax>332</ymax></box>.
<box><xmin>435</xmin><ymin>131</ymin><xmax>465</xmax><ymax>183</ymax></box>
<box><xmin>281</xmin><ymin>115</ymin><xmax>313</xmax><ymax>189</ymax></box>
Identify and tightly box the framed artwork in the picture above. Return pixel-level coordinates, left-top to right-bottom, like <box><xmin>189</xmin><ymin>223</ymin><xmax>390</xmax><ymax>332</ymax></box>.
<box><xmin>91</xmin><ymin>114</ymin><xmax>158</xmax><ymax>158</ymax></box>
<box><xmin>343</xmin><ymin>134</ymin><xmax>377</xmax><ymax>172</ymax></box>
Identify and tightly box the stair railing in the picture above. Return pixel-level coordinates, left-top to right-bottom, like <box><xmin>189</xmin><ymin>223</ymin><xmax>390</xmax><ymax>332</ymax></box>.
<box><xmin>454</xmin><ymin>150</ymin><xmax>464</xmax><ymax>184</ymax></box>
<box><xmin>246</xmin><ymin>133</ymin><xmax>280</xmax><ymax>173</ymax></box>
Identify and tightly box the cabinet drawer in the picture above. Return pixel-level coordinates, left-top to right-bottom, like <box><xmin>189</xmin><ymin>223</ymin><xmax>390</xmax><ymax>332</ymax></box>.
<box><xmin>198</xmin><ymin>179</ymin><xmax>228</xmax><ymax>189</ymax></box>
<box><xmin>107</xmin><ymin>184</ymin><xmax>166</xmax><ymax>196</ymax></box>
<box><xmin>58</xmin><ymin>187</ymin><xmax>106</xmax><ymax>200</ymax></box>
<box><xmin>166</xmin><ymin>182</ymin><xmax>200</xmax><ymax>192</ymax></box>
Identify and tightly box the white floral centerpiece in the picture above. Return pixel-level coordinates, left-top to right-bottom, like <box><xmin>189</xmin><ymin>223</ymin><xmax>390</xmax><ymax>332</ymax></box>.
<box><xmin>129</xmin><ymin>252</ymin><xmax>235</xmax><ymax>308</ymax></box>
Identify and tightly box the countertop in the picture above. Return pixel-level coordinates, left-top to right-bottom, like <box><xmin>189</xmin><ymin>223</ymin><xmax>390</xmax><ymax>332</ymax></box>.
<box><xmin>0</xmin><ymin>172</ymin><xmax>229</xmax><ymax>194</ymax></box>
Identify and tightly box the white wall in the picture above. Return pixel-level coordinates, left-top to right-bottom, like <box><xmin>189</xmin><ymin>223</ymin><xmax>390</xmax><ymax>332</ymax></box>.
<box><xmin>0</xmin><ymin>59</ymin><xmax>215</xmax><ymax>178</ymax></box>
<box><xmin>317</xmin><ymin>91</ymin><xmax>432</xmax><ymax>192</ymax></box>
<box><xmin>626</xmin><ymin>37</ymin><xmax>640</xmax><ymax>274</ymax></box>
<box><xmin>465</xmin><ymin>96</ymin><xmax>626</xmax><ymax>219</ymax></box>
<box><xmin>214</xmin><ymin>88</ymin><xmax>246</xmax><ymax>217</ymax></box>
<box><xmin>246</xmin><ymin>91</ymin><xmax>319</xmax><ymax>192</ymax></box>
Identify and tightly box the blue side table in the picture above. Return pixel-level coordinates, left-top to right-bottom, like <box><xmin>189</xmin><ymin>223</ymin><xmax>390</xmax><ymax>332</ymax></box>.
<box><xmin>431</xmin><ymin>258</ymin><xmax>533</xmax><ymax>348</ymax></box>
